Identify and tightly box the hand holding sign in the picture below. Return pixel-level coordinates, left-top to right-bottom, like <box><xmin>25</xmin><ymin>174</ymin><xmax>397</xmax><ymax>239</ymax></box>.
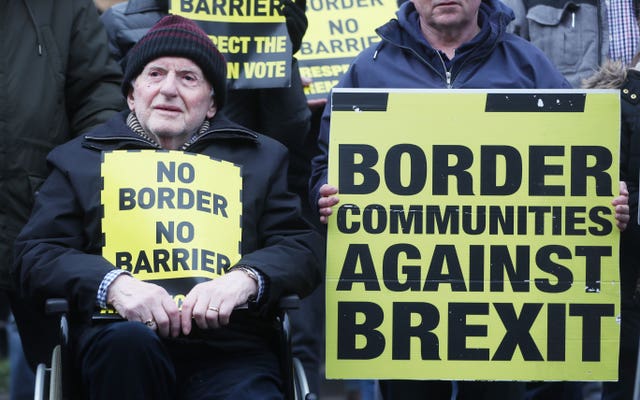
<box><xmin>180</xmin><ymin>268</ymin><xmax>258</xmax><ymax>334</ymax></box>
<box><xmin>324</xmin><ymin>89</ymin><xmax>624</xmax><ymax>381</ymax></box>
<box><xmin>101</xmin><ymin>151</ymin><xmax>243</xmax><ymax>311</ymax></box>
<box><xmin>613</xmin><ymin>181</ymin><xmax>629</xmax><ymax>231</ymax></box>
<box><xmin>107</xmin><ymin>274</ymin><xmax>182</xmax><ymax>338</ymax></box>
<box><xmin>317</xmin><ymin>183</ymin><xmax>339</xmax><ymax>224</ymax></box>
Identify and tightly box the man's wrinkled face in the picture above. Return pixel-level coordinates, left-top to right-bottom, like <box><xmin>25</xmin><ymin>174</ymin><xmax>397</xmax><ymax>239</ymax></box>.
<box><xmin>127</xmin><ymin>57</ymin><xmax>216</xmax><ymax>149</ymax></box>
<box><xmin>410</xmin><ymin>0</ymin><xmax>481</xmax><ymax>31</ymax></box>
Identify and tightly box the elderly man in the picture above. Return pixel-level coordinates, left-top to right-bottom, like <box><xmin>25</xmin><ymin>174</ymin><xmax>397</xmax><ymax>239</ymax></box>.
<box><xmin>309</xmin><ymin>0</ymin><xmax>630</xmax><ymax>399</ymax></box>
<box><xmin>13</xmin><ymin>15</ymin><xmax>322</xmax><ymax>400</ymax></box>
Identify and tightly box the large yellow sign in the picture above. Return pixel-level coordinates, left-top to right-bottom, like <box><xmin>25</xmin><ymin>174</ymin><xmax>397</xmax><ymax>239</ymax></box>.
<box><xmin>325</xmin><ymin>89</ymin><xmax>621</xmax><ymax>381</ymax></box>
<box><xmin>101</xmin><ymin>150</ymin><xmax>242</xmax><ymax>307</ymax></box>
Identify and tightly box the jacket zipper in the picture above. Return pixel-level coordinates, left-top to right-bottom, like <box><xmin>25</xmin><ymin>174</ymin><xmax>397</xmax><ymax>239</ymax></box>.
<box><xmin>84</xmin><ymin>127</ymin><xmax>258</xmax><ymax>151</ymax></box>
<box><xmin>83</xmin><ymin>134</ymin><xmax>161</xmax><ymax>148</ymax></box>
<box><xmin>376</xmin><ymin>35</ymin><xmax>451</xmax><ymax>87</ymax></box>
<box><xmin>596</xmin><ymin>1</ymin><xmax>602</xmax><ymax>66</ymax></box>
<box><xmin>183</xmin><ymin>128</ymin><xmax>258</xmax><ymax>151</ymax></box>
<box><xmin>435</xmin><ymin>51</ymin><xmax>453</xmax><ymax>88</ymax></box>
<box><xmin>377</xmin><ymin>30</ymin><xmax>483</xmax><ymax>89</ymax></box>
<box><xmin>22</xmin><ymin>0</ymin><xmax>43</xmax><ymax>55</ymax></box>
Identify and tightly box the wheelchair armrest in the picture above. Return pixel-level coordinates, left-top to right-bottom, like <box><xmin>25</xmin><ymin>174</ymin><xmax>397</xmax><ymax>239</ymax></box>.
<box><xmin>277</xmin><ymin>294</ymin><xmax>300</xmax><ymax>311</ymax></box>
<box><xmin>42</xmin><ymin>298</ymin><xmax>70</xmax><ymax>356</ymax></box>
<box><xmin>45</xmin><ymin>298</ymin><xmax>69</xmax><ymax>316</ymax></box>
<box><xmin>276</xmin><ymin>294</ymin><xmax>316</xmax><ymax>400</ymax></box>
<box><xmin>44</xmin><ymin>299</ymin><xmax>69</xmax><ymax>346</ymax></box>
<box><xmin>35</xmin><ymin>298</ymin><xmax>71</xmax><ymax>400</ymax></box>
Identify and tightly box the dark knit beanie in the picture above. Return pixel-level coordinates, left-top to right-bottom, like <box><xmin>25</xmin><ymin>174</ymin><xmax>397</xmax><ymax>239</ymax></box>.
<box><xmin>122</xmin><ymin>15</ymin><xmax>227</xmax><ymax>109</ymax></box>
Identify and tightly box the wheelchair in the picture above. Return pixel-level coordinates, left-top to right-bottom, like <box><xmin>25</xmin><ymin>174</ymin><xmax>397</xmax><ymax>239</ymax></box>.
<box><xmin>31</xmin><ymin>295</ymin><xmax>315</xmax><ymax>400</ymax></box>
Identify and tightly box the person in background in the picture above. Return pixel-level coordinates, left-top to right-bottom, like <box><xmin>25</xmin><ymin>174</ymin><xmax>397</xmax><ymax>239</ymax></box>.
<box><xmin>308</xmin><ymin>0</ymin><xmax>630</xmax><ymax>399</ymax></box>
<box><xmin>99</xmin><ymin>2</ymin><xmax>325</xmax><ymax>394</ymax></box>
<box><xmin>504</xmin><ymin>1</ymin><xmax>639</xmax><ymax>398</ymax></box>
<box><xmin>13</xmin><ymin>15</ymin><xmax>322</xmax><ymax>400</ymax></box>
<box><xmin>0</xmin><ymin>1</ymin><xmax>125</xmax><ymax>399</ymax></box>
<box><xmin>502</xmin><ymin>0</ymin><xmax>640</xmax><ymax>88</ymax></box>
<box><xmin>582</xmin><ymin>54</ymin><xmax>640</xmax><ymax>400</ymax></box>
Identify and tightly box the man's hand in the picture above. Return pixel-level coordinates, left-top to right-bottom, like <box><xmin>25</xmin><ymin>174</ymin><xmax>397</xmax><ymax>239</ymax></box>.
<box><xmin>300</xmin><ymin>75</ymin><xmax>328</xmax><ymax>110</ymax></box>
<box><xmin>107</xmin><ymin>274</ymin><xmax>181</xmax><ymax>338</ymax></box>
<box><xmin>318</xmin><ymin>184</ymin><xmax>339</xmax><ymax>224</ymax></box>
<box><xmin>308</xmin><ymin>97</ymin><xmax>327</xmax><ymax>110</ymax></box>
<box><xmin>613</xmin><ymin>180</ymin><xmax>630</xmax><ymax>231</ymax></box>
<box><xmin>180</xmin><ymin>269</ymin><xmax>258</xmax><ymax>335</ymax></box>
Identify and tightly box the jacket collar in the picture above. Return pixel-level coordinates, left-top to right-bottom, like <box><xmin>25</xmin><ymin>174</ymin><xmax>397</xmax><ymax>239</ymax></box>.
<box><xmin>82</xmin><ymin>110</ymin><xmax>258</xmax><ymax>151</ymax></box>
<box><xmin>124</xmin><ymin>0</ymin><xmax>168</xmax><ymax>14</ymax></box>
<box><xmin>378</xmin><ymin>0</ymin><xmax>512</xmax><ymax>61</ymax></box>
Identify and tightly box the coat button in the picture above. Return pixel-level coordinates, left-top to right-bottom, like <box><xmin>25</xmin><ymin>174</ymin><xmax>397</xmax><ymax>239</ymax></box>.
<box><xmin>623</xmin><ymin>88</ymin><xmax>630</xmax><ymax>94</ymax></box>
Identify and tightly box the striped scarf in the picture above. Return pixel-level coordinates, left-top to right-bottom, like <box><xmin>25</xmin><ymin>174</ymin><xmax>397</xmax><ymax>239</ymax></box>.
<box><xmin>126</xmin><ymin>112</ymin><xmax>211</xmax><ymax>150</ymax></box>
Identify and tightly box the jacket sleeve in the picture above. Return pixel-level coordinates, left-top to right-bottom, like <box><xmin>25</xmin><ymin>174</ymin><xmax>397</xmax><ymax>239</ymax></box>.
<box><xmin>282</xmin><ymin>0</ymin><xmax>307</xmax><ymax>55</ymax></box>
<box><xmin>620</xmin><ymin>75</ymin><xmax>640</xmax><ymax>244</ymax></box>
<box><xmin>66</xmin><ymin>0</ymin><xmax>126</xmax><ymax>135</ymax></box>
<box><xmin>239</xmin><ymin>144</ymin><xmax>323</xmax><ymax>312</ymax></box>
<box><xmin>620</xmin><ymin>102</ymin><xmax>637</xmax><ymax>215</ymax></box>
<box><xmin>99</xmin><ymin>6</ymin><xmax>127</xmax><ymax>64</ymax></box>
<box><xmin>309</xmin><ymin>101</ymin><xmax>332</xmax><ymax>208</ymax></box>
<box><xmin>308</xmin><ymin>65</ymin><xmax>358</xmax><ymax>207</ymax></box>
<box><xmin>13</xmin><ymin>165</ymin><xmax>114</xmax><ymax>321</ymax></box>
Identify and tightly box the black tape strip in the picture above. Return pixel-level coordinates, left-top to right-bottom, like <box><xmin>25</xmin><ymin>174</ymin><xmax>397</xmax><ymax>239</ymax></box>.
<box><xmin>485</xmin><ymin>93</ymin><xmax>586</xmax><ymax>112</ymax></box>
<box><xmin>332</xmin><ymin>92</ymin><xmax>389</xmax><ymax>112</ymax></box>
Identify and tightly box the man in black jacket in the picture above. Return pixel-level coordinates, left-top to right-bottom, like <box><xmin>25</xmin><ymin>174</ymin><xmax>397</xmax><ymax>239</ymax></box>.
<box><xmin>14</xmin><ymin>15</ymin><xmax>322</xmax><ymax>400</ymax></box>
<box><xmin>583</xmin><ymin>57</ymin><xmax>640</xmax><ymax>400</ymax></box>
<box><xmin>100</xmin><ymin>2</ymin><xmax>325</xmax><ymax>394</ymax></box>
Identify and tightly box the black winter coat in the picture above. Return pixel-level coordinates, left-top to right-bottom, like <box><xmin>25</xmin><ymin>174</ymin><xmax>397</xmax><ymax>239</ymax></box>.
<box><xmin>583</xmin><ymin>62</ymin><xmax>640</xmax><ymax>365</ymax></box>
<box><xmin>619</xmin><ymin>70</ymin><xmax>640</xmax><ymax>310</ymax></box>
<box><xmin>13</xmin><ymin>111</ymin><xmax>322</xmax><ymax>355</ymax></box>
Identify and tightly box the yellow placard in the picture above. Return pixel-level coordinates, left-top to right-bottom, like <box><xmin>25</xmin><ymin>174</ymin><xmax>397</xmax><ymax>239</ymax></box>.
<box><xmin>298</xmin><ymin>0</ymin><xmax>398</xmax><ymax>100</ymax></box>
<box><xmin>171</xmin><ymin>0</ymin><xmax>285</xmax><ymax>23</ymax></box>
<box><xmin>325</xmin><ymin>89</ymin><xmax>621</xmax><ymax>381</ymax></box>
<box><xmin>101</xmin><ymin>150</ymin><xmax>242</xmax><ymax>306</ymax></box>
<box><xmin>169</xmin><ymin>0</ymin><xmax>290</xmax><ymax>89</ymax></box>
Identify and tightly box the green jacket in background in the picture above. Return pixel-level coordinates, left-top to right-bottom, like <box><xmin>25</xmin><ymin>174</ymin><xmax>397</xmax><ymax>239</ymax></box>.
<box><xmin>0</xmin><ymin>0</ymin><xmax>125</xmax><ymax>290</ymax></box>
